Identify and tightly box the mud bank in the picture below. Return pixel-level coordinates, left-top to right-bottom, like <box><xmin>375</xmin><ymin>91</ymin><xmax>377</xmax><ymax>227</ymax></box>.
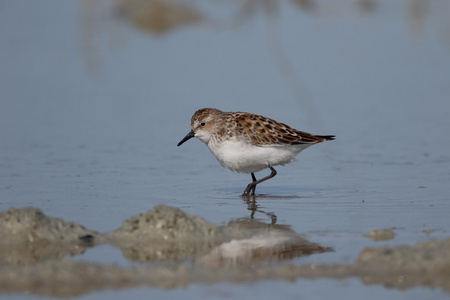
<box><xmin>0</xmin><ymin>206</ymin><xmax>449</xmax><ymax>298</ymax></box>
<box><xmin>0</xmin><ymin>207</ymin><xmax>100</xmax><ymax>265</ymax></box>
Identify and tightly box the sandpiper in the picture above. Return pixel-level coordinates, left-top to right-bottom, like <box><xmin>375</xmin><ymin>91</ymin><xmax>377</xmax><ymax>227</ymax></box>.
<box><xmin>177</xmin><ymin>108</ymin><xmax>334</xmax><ymax>196</ymax></box>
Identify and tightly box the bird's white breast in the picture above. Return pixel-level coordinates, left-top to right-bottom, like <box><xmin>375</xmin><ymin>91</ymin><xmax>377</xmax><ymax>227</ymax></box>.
<box><xmin>206</xmin><ymin>139</ymin><xmax>311</xmax><ymax>173</ymax></box>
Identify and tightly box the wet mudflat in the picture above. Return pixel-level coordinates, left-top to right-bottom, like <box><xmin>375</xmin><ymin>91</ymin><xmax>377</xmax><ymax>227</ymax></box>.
<box><xmin>1</xmin><ymin>0</ymin><xmax>450</xmax><ymax>299</ymax></box>
<box><xmin>1</xmin><ymin>206</ymin><xmax>449</xmax><ymax>298</ymax></box>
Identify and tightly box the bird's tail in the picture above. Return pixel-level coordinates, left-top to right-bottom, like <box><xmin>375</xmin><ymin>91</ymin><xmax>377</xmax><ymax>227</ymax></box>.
<box><xmin>316</xmin><ymin>135</ymin><xmax>335</xmax><ymax>141</ymax></box>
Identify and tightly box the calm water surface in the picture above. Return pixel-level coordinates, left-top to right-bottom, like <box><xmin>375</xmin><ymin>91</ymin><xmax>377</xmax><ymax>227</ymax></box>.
<box><xmin>1</xmin><ymin>0</ymin><xmax>450</xmax><ymax>299</ymax></box>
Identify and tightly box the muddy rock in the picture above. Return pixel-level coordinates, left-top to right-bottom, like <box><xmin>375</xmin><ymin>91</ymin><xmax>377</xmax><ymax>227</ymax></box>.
<box><xmin>0</xmin><ymin>207</ymin><xmax>99</xmax><ymax>265</ymax></box>
<box><xmin>108</xmin><ymin>204</ymin><xmax>222</xmax><ymax>241</ymax></box>
<box><xmin>364</xmin><ymin>228</ymin><xmax>395</xmax><ymax>241</ymax></box>
<box><xmin>106</xmin><ymin>205</ymin><xmax>224</xmax><ymax>262</ymax></box>
<box><xmin>357</xmin><ymin>238</ymin><xmax>450</xmax><ymax>271</ymax></box>
<box><xmin>0</xmin><ymin>207</ymin><xmax>98</xmax><ymax>244</ymax></box>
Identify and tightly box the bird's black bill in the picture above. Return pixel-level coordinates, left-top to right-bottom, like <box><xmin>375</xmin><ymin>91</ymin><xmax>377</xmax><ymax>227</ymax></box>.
<box><xmin>177</xmin><ymin>130</ymin><xmax>195</xmax><ymax>146</ymax></box>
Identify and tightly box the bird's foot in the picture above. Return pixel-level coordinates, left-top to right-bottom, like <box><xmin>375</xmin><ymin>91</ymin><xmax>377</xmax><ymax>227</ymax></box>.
<box><xmin>242</xmin><ymin>183</ymin><xmax>256</xmax><ymax>196</ymax></box>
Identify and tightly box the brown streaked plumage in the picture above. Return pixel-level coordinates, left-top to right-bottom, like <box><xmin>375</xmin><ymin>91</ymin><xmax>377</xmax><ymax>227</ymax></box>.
<box><xmin>178</xmin><ymin>108</ymin><xmax>335</xmax><ymax>196</ymax></box>
<box><xmin>222</xmin><ymin>110</ymin><xmax>334</xmax><ymax>146</ymax></box>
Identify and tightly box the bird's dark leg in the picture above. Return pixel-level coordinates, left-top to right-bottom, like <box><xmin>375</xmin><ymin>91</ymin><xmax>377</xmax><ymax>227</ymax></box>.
<box><xmin>243</xmin><ymin>173</ymin><xmax>257</xmax><ymax>196</ymax></box>
<box><xmin>242</xmin><ymin>166</ymin><xmax>277</xmax><ymax>196</ymax></box>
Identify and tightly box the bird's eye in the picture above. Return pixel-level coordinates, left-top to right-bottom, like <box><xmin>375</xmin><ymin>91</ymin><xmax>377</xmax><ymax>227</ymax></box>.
<box><xmin>200</xmin><ymin>122</ymin><xmax>206</xmax><ymax>127</ymax></box>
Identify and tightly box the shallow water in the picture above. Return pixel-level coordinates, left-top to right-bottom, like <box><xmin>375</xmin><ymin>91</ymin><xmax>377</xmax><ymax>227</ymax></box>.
<box><xmin>1</xmin><ymin>0</ymin><xmax>450</xmax><ymax>299</ymax></box>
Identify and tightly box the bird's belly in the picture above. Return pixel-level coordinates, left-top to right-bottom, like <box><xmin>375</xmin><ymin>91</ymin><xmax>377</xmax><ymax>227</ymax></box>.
<box><xmin>208</xmin><ymin>140</ymin><xmax>310</xmax><ymax>173</ymax></box>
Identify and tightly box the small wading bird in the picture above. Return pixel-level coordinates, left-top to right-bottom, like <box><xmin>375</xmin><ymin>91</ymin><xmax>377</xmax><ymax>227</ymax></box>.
<box><xmin>177</xmin><ymin>108</ymin><xmax>335</xmax><ymax>196</ymax></box>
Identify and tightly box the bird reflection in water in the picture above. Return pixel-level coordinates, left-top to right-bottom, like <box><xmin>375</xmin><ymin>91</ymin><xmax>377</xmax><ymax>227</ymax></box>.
<box><xmin>244</xmin><ymin>196</ymin><xmax>277</xmax><ymax>225</ymax></box>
